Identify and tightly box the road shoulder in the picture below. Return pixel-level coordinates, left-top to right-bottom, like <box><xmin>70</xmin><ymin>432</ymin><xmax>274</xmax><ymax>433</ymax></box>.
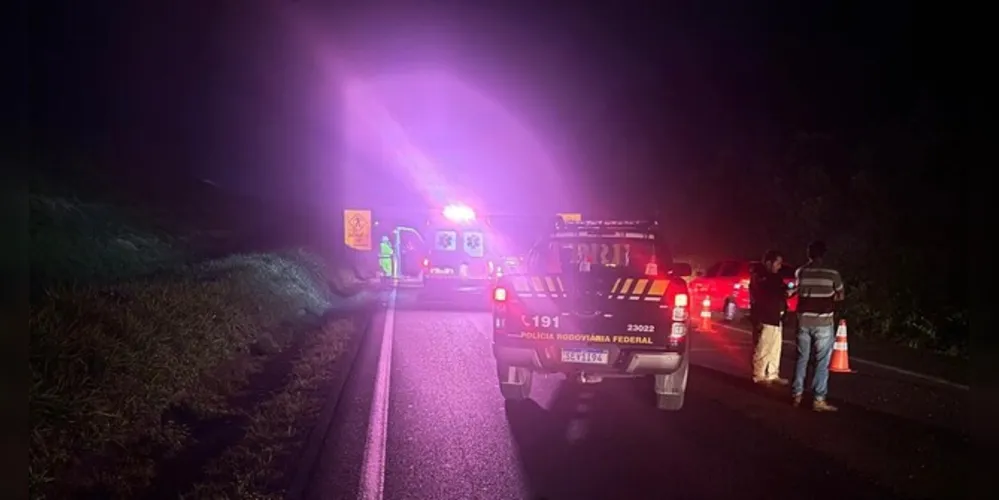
<box><xmin>690</xmin><ymin>322</ymin><xmax>970</xmax><ymax>434</ymax></box>
<box><xmin>691</xmin><ymin>366</ymin><xmax>971</xmax><ymax>499</ymax></box>
<box><xmin>285</xmin><ymin>301</ymin><xmax>379</xmax><ymax>500</ymax></box>
<box><xmin>716</xmin><ymin>319</ymin><xmax>969</xmax><ymax>389</ymax></box>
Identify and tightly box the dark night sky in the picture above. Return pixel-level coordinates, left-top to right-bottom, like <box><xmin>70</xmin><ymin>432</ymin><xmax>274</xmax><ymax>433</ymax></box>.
<box><xmin>35</xmin><ymin>0</ymin><xmax>952</xmax><ymax>250</ymax></box>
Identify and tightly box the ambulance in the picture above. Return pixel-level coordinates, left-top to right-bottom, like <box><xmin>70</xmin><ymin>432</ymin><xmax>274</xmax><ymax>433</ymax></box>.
<box><xmin>420</xmin><ymin>204</ymin><xmax>499</xmax><ymax>298</ymax></box>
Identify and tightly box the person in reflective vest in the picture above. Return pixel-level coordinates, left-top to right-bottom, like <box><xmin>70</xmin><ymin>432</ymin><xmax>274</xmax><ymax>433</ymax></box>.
<box><xmin>379</xmin><ymin>236</ymin><xmax>394</xmax><ymax>277</ymax></box>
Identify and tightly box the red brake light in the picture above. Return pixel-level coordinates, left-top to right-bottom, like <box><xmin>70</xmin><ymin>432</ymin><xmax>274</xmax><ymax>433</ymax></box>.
<box><xmin>493</xmin><ymin>287</ymin><xmax>508</xmax><ymax>302</ymax></box>
<box><xmin>422</xmin><ymin>258</ymin><xmax>430</xmax><ymax>267</ymax></box>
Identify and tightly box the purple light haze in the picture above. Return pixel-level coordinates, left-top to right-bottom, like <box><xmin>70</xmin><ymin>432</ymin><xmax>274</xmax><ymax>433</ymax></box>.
<box><xmin>282</xmin><ymin>7</ymin><xmax>578</xmax><ymax>255</ymax></box>
<box><xmin>341</xmin><ymin>70</ymin><xmax>570</xmax><ymax>215</ymax></box>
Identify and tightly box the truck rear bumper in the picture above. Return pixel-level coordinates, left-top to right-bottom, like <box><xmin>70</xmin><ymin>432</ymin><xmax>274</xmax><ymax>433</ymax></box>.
<box><xmin>493</xmin><ymin>342</ymin><xmax>685</xmax><ymax>375</ymax></box>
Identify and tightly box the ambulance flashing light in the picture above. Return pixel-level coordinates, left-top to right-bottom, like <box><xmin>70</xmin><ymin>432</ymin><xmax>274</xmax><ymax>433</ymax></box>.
<box><xmin>442</xmin><ymin>204</ymin><xmax>476</xmax><ymax>223</ymax></box>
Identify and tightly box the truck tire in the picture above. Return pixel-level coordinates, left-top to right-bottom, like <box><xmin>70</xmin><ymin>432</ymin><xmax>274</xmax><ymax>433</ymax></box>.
<box><xmin>498</xmin><ymin>366</ymin><xmax>533</xmax><ymax>401</ymax></box>
<box><xmin>654</xmin><ymin>356</ymin><xmax>689</xmax><ymax>411</ymax></box>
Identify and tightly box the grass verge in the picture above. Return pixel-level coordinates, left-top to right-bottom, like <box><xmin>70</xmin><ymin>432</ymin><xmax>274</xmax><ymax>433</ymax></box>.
<box><xmin>182</xmin><ymin>314</ymin><xmax>365</xmax><ymax>499</ymax></box>
<box><xmin>29</xmin><ymin>247</ymin><xmax>370</xmax><ymax>499</ymax></box>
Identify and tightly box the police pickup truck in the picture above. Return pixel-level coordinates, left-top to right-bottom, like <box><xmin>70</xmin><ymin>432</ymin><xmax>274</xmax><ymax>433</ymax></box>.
<box><xmin>490</xmin><ymin>218</ymin><xmax>694</xmax><ymax>410</ymax></box>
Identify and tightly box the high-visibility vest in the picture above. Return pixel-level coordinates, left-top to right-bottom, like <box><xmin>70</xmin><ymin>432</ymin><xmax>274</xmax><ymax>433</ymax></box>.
<box><xmin>378</xmin><ymin>242</ymin><xmax>393</xmax><ymax>276</ymax></box>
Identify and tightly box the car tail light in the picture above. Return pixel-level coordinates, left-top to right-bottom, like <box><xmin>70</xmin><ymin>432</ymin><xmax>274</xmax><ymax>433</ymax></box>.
<box><xmin>674</xmin><ymin>293</ymin><xmax>688</xmax><ymax>307</ymax></box>
<box><xmin>493</xmin><ymin>286</ymin><xmax>508</xmax><ymax>302</ymax></box>
<box><xmin>422</xmin><ymin>258</ymin><xmax>430</xmax><ymax>267</ymax></box>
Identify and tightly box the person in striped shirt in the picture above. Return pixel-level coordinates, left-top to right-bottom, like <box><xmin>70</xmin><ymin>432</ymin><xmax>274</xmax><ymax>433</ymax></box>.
<box><xmin>790</xmin><ymin>240</ymin><xmax>844</xmax><ymax>411</ymax></box>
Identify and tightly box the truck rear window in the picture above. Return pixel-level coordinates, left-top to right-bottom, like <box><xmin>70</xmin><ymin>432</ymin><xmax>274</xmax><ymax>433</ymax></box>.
<box><xmin>537</xmin><ymin>238</ymin><xmax>657</xmax><ymax>273</ymax></box>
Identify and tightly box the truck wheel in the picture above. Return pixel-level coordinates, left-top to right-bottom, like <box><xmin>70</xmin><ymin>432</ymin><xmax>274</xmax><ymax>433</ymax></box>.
<box><xmin>498</xmin><ymin>365</ymin><xmax>533</xmax><ymax>401</ymax></box>
<box><xmin>654</xmin><ymin>357</ymin><xmax>689</xmax><ymax>411</ymax></box>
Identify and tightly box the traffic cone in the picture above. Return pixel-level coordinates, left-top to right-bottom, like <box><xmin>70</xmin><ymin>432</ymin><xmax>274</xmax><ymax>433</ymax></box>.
<box><xmin>829</xmin><ymin>319</ymin><xmax>854</xmax><ymax>373</ymax></box>
<box><xmin>700</xmin><ymin>297</ymin><xmax>712</xmax><ymax>331</ymax></box>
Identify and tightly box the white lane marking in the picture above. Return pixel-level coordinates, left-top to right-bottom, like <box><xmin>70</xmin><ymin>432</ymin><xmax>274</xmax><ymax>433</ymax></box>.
<box><xmin>716</xmin><ymin>324</ymin><xmax>970</xmax><ymax>391</ymax></box>
<box><xmin>360</xmin><ymin>289</ymin><xmax>397</xmax><ymax>500</ymax></box>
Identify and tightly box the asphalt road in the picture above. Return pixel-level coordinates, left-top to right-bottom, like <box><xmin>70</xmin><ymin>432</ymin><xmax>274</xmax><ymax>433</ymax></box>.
<box><xmin>304</xmin><ymin>290</ymin><xmax>971</xmax><ymax>500</ymax></box>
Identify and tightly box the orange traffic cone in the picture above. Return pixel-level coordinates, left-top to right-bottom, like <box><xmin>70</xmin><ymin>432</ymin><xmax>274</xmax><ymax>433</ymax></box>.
<box><xmin>700</xmin><ymin>297</ymin><xmax>712</xmax><ymax>331</ymax></box>
<box><xmin>829</xmin><ymin>319</ymin><xmax>854</xmax><ymax>373</ymax></box>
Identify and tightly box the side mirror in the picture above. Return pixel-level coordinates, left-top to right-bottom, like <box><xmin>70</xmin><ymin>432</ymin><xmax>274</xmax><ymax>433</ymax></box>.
<box><xmin>670</xmin><ymin>262</ymin><xmax>693</xmax><ymax>277</ymax></box>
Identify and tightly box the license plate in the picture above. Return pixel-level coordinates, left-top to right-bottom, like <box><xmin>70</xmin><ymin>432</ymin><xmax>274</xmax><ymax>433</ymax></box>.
<box><xmin>561</xmin><ymin>348</ymin><xmax>609</xmax><ymax>365</ymax></box>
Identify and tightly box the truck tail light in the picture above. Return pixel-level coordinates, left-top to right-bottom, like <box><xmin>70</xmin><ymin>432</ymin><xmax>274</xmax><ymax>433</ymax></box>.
<box><xmin>671</xmin><ymin>293</ymin><xmax>688</xmax><ymax>322</ymax></box>
<box><xmin>669</xmin><ymin>322</ymin><xmax>687</xmax><ymax>340</ymax></box>
<box><xmin>493</xmin><ymin>286</ymin><xmax>508</xmax><ymax>302</ymax></box>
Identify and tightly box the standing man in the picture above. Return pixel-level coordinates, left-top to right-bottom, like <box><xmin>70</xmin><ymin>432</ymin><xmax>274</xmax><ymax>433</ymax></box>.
<box><xmin>749</xmin><ymin>250</ymin><xmax>790</xmax><ymax>386</ymax></box>
<box><xmin>790</xmin><ymin>240</ymin><xmax>845</xmax><ymax>411</ymax></box>
<box><xmin>378</xmin><ymin>235</ymin><xmax>394</xmax><ymax>277</ymax></box>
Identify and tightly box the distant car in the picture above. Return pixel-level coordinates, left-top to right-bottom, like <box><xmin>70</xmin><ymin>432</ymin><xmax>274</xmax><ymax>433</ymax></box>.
<box><xmin>688</xmin><ymin>260</ymin><xmax>798</xmax><ymax>322</ymax></box>
<box><xmin>491</xmin><ymin>218</ymin><xmax>694</xmax><ymax>411</ymax></box>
